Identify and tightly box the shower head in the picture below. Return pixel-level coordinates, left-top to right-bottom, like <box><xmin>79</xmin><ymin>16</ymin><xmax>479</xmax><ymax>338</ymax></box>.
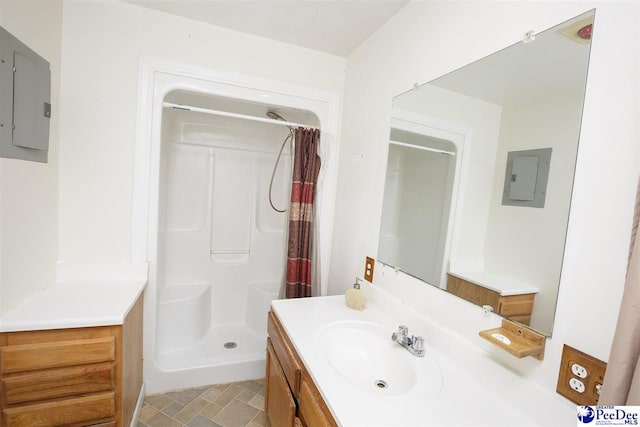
<box><xmin>266</xmin><ymin>110</ymin><xmax>294</xmax><ymax>132</ymax></box>
<box><xmin>266</xmin><ymin>111</ymin><xmax>287</xmax><ymax>122</ymax></box>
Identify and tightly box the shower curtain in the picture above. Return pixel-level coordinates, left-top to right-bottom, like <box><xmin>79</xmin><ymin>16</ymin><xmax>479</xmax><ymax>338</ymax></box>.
<box><xmin>600</xmin><ymin>177</ymin><xmax>640</xmax><ymax>404</ymax></box>
<box><xmin>285</xmin><ymin>128</ymin><xmax>321</xmax><ymax>299</ymax></box>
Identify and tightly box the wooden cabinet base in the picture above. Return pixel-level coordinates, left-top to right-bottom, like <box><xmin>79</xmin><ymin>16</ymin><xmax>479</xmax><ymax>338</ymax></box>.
<box><xmin>447</xmin><ymin>274</ymin><xmax>535</xmax><ymax>325</ymax></box>
<box><xmin>265</xmin><ymin>311</ymin><xmax>337</xmax><ymax>427</ymax></box>
<box><xmin>0</xmin><ymin>294</ymin><xmax>143</xmax><ymax>427</ymax></box>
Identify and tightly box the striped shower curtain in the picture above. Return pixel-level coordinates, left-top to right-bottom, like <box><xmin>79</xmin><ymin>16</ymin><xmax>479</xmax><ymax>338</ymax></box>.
<box><xmin>285</xmin><ymin>128</ymin><xmax>321</xmax><ymax>299</ymax></box>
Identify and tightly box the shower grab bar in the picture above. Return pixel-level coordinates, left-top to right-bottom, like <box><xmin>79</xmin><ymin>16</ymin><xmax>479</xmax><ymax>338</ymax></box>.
<box><xmin>163</xmin><ymin>102</ymin><xmax>319</xmax><ymax>130</ymax></box>
<box><xmin>389</xmin><ymin>140</ymin><xmax>455</xmax><ymax>156</ymax></box>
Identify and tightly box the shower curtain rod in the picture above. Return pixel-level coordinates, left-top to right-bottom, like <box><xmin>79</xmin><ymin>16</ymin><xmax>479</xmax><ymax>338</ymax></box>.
<box><xmin>163</xmin><ymin>102</ymin><xmax>319</xmax><ymax>130</ymax></box>
<box><xmin>389</xmin><ymin>140</ymin><xmax>455</xmax><ymax>156</ymax></box>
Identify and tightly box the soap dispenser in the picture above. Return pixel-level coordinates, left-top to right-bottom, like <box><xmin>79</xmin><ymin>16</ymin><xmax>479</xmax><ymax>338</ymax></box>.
<box><xmin>345</xmin><ymin>277</ymin><xmax>367</xmax><ymax>311</ymax></box>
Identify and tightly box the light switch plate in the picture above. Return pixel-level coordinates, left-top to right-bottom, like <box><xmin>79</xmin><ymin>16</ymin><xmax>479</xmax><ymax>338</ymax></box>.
<box><xmin>557</xmin><ymin>344</ymin><xmax>607</xmax><ymax>405</ymax></box>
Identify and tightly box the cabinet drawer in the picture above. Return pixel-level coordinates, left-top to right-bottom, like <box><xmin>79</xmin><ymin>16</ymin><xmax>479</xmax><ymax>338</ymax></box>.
<box><xmin>0</xmin><ymin>337</ymin><xmax>115</xmax><ymax>374</ymax></box>
<box><xmin>2</xmin><ymin>362</ymin><xmax>115</xmax><ymax>405</ymax></box>
<box><xmin>3</xmin><ymin>391</ymin><xmax>116</xmax><ymax>427</ymax></box>
<box><xmin>268</xmin><ymin>311</ymin><xmax>301</xmax><ymax>396</ymax></box>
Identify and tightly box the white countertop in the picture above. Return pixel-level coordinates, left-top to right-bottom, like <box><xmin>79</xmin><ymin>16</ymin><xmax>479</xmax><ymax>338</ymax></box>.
<box><xmin>0</xmin><ymin>280</ymin><xmax>146</xmax><ymax>332</ymax></box>
<box><xmin>271</xmin><ymin>295</ymin><xmax>565</xmax><ymax>427</ymax></box>
<box><xmin>448</xmin><ymin>270</ymin><xmax>539</xmax><ymax>296</ymax></box>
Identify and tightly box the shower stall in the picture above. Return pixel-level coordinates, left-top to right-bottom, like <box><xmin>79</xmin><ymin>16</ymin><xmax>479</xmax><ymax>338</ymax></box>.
<box><xmin>133</xmin><ymin>60</ymin><xmax>339</xmax><ymax>393</ymax></box>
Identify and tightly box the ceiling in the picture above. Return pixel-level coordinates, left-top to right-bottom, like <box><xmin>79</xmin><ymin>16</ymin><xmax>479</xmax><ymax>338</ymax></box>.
<box><xmin>122</xmin><ymin>0</ymin><xmax>409</xmax><ymax>57</ymax></box>
<box><xmin>427</xmin><ymin>11</ymin><xmax>594</xmax><ymax>108</ymax></box>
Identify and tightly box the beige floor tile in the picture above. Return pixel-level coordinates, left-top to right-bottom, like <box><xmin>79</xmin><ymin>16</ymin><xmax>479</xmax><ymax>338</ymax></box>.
<box><xmin>236</xmin><ymin>389</ymin><xmax>255</xmax><ymax>403</ymax></box>
<box><xmin>147</xmin><ymin>412</ymin><xmax>182</xmax><ymax>427</ymax></box>
<box><xmin>145</xmin><ymin>394</ymin><xmax>173</xmax><ymax>410</ymax></box>
<box><xmin>186</xmin><ymin>415</ymin><xmax>223</xmax><ymax>427</ymax></box>
<box><xmin>250</xmin><ymin>411</ymin><xmax>267</xmax><ymax>426</ymax></box>
<box><xmin>213</xmin><ymin>383</ymin><xmax>231</xmax><ymax>392</ymax></box>
<box><xmin>213</xmin><ymin>385</ymin><xmax>242</xmax><ymax>407</ymax></box>
<box><xmin>139</xmin><ymin>380</ymin><xmax>267</xmax><ymax>427</ymax></box>
<box><xmin>213</xmin><ymin>400</ymin><xmax>259</xmax><ymax>427</ymax></box>
<box><xmin>247</xmin><ymin>394</ymin><xmax>264</xmax><ymax>411</ymax></box>
<box><xmin>174</xmin><ymin>398</ymin><xmax>210</xmax><ymax>424</ymax></box>
<box><xmin>139</xmin><ymin>405</ymin><xmax>160</xmax><ymax>423</ymax></box>
<box><xmin>162</xmin><ymin>401</ymin><xmax>185</xmax><ymax>417</ymax></box>
<box><xmin>237</xmin><ymin>381</ymin><xmax>263</xmax><ymax>393</ymax></box>
<box><xmin>200</xmin><ymin>403</ymin><xmax>224</xmax><ymax>419</ymax></box>
<box><xmin>166</xmin><ymin>387</ymin><xmax>208</xmax><ymax>406</ymax></box>
<box><xmin>201</xmin><ymin>387</ymin><xmax>222</xmax><ymax>402</ymax></box>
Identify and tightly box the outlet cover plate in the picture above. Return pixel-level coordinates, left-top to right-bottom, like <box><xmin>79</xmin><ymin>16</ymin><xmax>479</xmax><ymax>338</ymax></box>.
<box><xmin>364</xmin><ymin>257</ymin><xmax>375</xmax><ymax>282</ymax></box>
<box><xmin>557</xmin><ymin>344</ymin><xmax>607</xmax><ymax>405</ymax></box>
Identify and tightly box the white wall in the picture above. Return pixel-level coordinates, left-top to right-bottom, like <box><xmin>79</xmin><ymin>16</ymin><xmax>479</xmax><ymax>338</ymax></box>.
<box><xmin>332</xmin><ymin>0</ymin><xmax>639</xmax><ymax>396</ymax></box>
<box><xmin>57</xmin><ymin>0</ymin><xmax>345</xmax><ymax>264</ymax></box>
<box><xmin>0</xmin><ymin>0</ymin><xmax>61</xmax><ymax>314</ymax></box>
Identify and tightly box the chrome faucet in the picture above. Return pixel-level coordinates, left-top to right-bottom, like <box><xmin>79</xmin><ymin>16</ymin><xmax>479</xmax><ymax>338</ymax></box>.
<box><xmin>391</xmin><ymin>325</ymin><xmax>425</xmax><ymax>357</ymax></box>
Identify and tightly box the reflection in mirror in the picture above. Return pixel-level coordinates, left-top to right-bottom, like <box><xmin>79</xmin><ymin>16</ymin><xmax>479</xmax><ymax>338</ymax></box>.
<box><xmin>379</xmin><ymin>116</ymin><xmax>459</xmax><ymax>288</ymax></box>
<box><xmin>378</xmin><ymin>10</ymin><xmax>595</xmax><ymax>335</ymax></box>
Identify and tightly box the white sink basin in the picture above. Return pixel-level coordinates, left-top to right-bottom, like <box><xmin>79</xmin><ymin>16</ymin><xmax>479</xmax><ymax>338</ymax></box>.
<box><xmin>316</xmin><ymin>321</ymin><xmax>442</xmax><ymax>396</ymax></box>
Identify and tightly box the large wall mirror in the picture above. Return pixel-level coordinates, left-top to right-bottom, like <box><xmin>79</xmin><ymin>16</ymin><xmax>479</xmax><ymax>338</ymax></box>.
<box><xmin>378</xmin><ymin>10</ymin><xmax>595</xmax><ymax>336</ymax></box>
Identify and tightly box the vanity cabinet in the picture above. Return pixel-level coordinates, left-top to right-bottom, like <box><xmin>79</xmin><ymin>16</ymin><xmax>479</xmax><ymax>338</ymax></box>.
<box><xmin>447</xmin><ymin>274</ymin><xmax>535</xmax><ymax>325</ymax></box>
<box><xmin>0</xmin><ymin>294</ymin><xmax>143</xmax><ymax>427</ymax></box>
<box><xmin>265</xmin><ymin>311</ymin><xmax>337</xmax><ymax>427</ymax></box>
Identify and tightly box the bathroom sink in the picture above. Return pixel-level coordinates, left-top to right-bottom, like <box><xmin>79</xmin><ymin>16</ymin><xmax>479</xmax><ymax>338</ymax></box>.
<box><xmin>316</xmin><ymin>321</ymin><xmax>442</xmax><ymax>396</ymax></box>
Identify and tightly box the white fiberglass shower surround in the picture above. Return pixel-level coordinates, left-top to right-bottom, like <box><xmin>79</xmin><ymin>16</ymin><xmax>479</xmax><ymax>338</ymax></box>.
<box><xmin>132</xmin><ymin>58</ymin><xmax>339</xmax><ymax>393</ymax></box>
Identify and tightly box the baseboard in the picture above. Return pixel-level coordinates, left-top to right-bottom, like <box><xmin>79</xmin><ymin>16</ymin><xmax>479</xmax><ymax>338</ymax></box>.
<box><xmin>131</xmin><ymin>383</ymin><xmax>146</xmax><ymax>427</ymax></box>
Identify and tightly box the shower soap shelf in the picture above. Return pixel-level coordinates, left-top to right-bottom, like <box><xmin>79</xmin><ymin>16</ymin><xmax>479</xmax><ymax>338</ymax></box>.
<box><xmin>479</xmin><ymin>318</ymin><xmax>546</xmax><ymax>360</ymax></box>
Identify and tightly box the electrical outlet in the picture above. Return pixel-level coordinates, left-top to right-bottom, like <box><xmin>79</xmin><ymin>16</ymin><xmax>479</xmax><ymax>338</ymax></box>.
<box><xmin>572</xmin><ymin>363</ymin><xmax>588</xmax><ymax>379</ymax></box>
<box><xmin>556</xmin><ymin>344</ymin><xmax>607</xmax><ymax>405</ymax></box>
<box><xmin>570</xmin><ymin>378</ymin><xmax>585</xmax><ymax>393</ymax></box>
<box><xmin>364</xmin><ymin>257</ymin><xmax>375</xmax><ymax>282</ymax></box>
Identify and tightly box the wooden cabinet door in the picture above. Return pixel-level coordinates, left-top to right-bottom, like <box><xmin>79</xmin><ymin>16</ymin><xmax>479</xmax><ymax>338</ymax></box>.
<box><xmin>265</xmin><ymin>339</ymin><xmax>296</xmax><ymax>427</ymax></box>
<box><xmin>298</xmin><ymin>380</ymin><xmax>335</xmax><ymax>427</ymax></box>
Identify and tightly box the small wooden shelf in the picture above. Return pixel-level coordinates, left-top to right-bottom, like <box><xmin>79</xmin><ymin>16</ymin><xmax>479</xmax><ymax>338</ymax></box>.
<box><xmin>479</xmin><ymin>319</ymin><xmax>546</xmax><ymax>360</ymax></box>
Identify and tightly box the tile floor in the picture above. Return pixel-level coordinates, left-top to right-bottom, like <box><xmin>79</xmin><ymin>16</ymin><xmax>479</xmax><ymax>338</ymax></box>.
<box><xmin>138</xmin><ymin>379</ymin><xmax>266</xmax><ymax>427</ymax></box>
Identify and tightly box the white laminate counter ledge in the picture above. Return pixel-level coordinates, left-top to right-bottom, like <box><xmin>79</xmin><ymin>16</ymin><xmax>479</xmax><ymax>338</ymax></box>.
<box><xmin>449</xmin><ymin>270</ymin><xmax>539</xmax><ymax>296</ymax></box>
<box><xmin>0</xmin><ymin>280</ymin><xmax>146</xmax><ymax>332</ymax></box>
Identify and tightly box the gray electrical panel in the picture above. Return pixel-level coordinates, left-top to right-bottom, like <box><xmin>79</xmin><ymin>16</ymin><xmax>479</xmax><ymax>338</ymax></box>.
<box><xmin>502</xmin><ymin>148</ymin><xmax>552</xmax><ymax>208</ymax></box>
<box><xmin>0</xmin><ymin>25</ymin><xmax>51</xmax><ymax>163</ymax></box>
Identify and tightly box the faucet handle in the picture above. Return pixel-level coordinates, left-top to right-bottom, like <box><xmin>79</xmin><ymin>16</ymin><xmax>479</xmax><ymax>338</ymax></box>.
<box><xmin>392</xmin><ymin>325</ymin><xmax>409</xmax><ymax>342</ymax></box>
<box><xmin>412</xmin><ymin>336</ymin><xmax>425</xmax><ymax>357</ymax></box>
<box><xmin>413</xmin><ymin>336</ymin><xmax>424</xmax><ymax>351</ymax></box>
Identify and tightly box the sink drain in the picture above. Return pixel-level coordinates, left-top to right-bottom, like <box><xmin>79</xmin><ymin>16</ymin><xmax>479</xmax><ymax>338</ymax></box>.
<box><xmin>223</xmin><ymin>341</ymin><xmax>237</xmax><ymax>349</ymax></box>
<box><xmin>374</xmin><ymin>379</ymin><xmax>388</xmax><ymax>389</ymax></box>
